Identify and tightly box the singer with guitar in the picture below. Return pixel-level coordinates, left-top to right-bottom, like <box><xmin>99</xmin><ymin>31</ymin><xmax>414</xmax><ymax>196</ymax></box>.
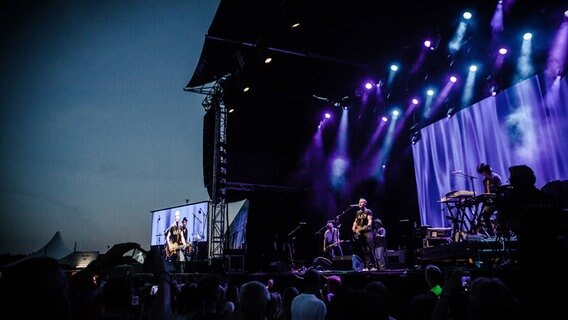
<box><xmin>352</xmin><ymin>198</ymin><xmax>376</xmax><ymax>271</ymax></box>
<box><xmin>323</xmin><ymin>221</ymin><xmax>343</xmax><ymax>260</ymax></box>
<box><xmin>165</xmin><ymin>210</ymin><xmax>190</xmax><ymax>273</ymax></box>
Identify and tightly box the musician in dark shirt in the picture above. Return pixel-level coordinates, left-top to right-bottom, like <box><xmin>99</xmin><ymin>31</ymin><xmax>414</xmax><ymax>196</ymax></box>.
<box><xmin>476</xmin><ymin>163</ymin><xmax>502</xmax><ymax>237</ymax></box>
<box><xmin>372</xmin><ymin>218</ymin><xmax>387</xmax><ymax>269</ymax></box>
<box><xmin>352</xmin><ymin>198</ymin><xmax>376</xmax><ymax>271</ymax></box>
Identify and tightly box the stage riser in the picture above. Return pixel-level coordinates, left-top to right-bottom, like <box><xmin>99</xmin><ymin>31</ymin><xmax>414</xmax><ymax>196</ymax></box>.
<box><xmin>417</xmin><ymin>240</ymin><xmax>518</xmax><ymax>264</ymax></box>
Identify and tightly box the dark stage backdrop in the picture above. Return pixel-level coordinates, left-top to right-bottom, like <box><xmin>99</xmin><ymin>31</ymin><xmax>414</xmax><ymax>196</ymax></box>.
<box><xmin>412</xmin><ymin>73</ymin><xmax>568</xmax><ymax>228</ymax></box>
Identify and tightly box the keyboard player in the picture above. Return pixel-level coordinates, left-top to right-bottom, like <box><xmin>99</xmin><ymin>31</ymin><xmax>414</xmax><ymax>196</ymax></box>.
<box><xmin>476</xmin><ymin>163</ymin><xmax>503</xmax><ymax>237</ymax></box>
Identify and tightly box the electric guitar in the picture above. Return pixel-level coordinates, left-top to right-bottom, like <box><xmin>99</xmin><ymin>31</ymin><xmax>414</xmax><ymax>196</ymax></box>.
<box><xmin>353</xmin><ymin>225</ymin><xmax>371</xmax><ymax>240</ymax></box>
<box><xmin>324</xmin><ymin>240</ymin><xmax>345</xmax><ymax>252</ymax></box>
<box><xmin>165</xmin><ymin>243</ymin><xmax>192</xmax><ymax>257</ymax></box>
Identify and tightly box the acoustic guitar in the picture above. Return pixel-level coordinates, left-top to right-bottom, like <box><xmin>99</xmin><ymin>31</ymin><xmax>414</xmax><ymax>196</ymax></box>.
<box><xmin>165</xmin><ymin>243</ymin><xmax>192</xmax><ymax>257</ymax></box>
<box><xmin>353</xmin><ymin>225</ymin><xmax>370</xmax><ymax>240</ymax></box>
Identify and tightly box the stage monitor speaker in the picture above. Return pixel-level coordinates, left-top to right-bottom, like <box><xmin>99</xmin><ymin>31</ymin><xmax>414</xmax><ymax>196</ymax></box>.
<box><xmin>269</xmin><ymin>261</ymin><xmax>290</xmax><ymax>273</ymax></box>
<box><xmin>312</xmin><ymin>256</ymin><xmax>332</xmax><ymax>270</ymax></box>
<box><xmin>226</xmin><ymin>255</ymin><xmax>245</xmax><ymax>274</ymax></box>
<box><xmin>332</xmin><ymin>255</ymin><xmax>364</xmax><ymax>272</ymax></box>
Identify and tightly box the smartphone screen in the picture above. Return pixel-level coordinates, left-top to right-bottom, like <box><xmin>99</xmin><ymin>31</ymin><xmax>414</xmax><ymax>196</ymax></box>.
<box><xmin>461</xmin><ymin>276</ymin><xmax>471</xmax><ymax>291</ymax></box>
<box><xmin>131</xmin><ymin>248</ymin><xmax>146</xmax><ymax>264</ymax></box>
<box><xmin>150</xmin><ymin>285</ymin><xmax>159</xmax><ymax>295</ymax></box>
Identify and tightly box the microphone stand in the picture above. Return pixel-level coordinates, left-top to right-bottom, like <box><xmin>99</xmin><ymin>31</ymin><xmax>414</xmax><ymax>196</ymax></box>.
<box><xmin>315</xmin><ymin>204</ymin><xmax>356</xmax><ymax>235</ymax></box>
<box><xmin>315</xmin><ymin>224</ymin><xmax>327</xmax><ymax>235</ymax></box>
<box><xmin>455</xmin><ymin>172</ymin><xmax>478</xmax><ymax>197</ymax></box>
<box><xmin>453</xmin><ymin>172</ymin><xmax>479</xmax><ymax>241</ymax></box>
<box><xmin>287</xmin><ymin>222</ymin><xmax>304</xmax><ymax>270</ymax></box>
<box><xmin>337</xmin><ymin>205</ymin><xmax>357</xmax><ymax>220</ymax></box>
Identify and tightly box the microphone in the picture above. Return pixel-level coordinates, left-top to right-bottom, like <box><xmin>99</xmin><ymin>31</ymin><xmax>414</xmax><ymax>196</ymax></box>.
<box><xmin>299</xmin><ymin>222</ymin><xmax>306</xmax><ymax>225</ymax></box>
<box><xmin>350</xmin><ymin>204</ymin><xmax>359</xmax><ymax>207</ymax></box>
<box><xmin>452</xmin><ymin>170</ymin><xmax>463</xmax><ymax>174</ymax></box>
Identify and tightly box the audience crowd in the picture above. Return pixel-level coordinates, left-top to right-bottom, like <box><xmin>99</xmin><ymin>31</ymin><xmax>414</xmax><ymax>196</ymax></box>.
<box><xmin>0</xmin><ymin>240</ymin><xmax>562</xmax><ymax>320</ymax></box>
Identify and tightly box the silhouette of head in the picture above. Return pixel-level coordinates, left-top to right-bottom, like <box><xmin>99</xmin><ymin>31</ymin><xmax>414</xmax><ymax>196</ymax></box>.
<box><xmin>508</xmin><ymin>164</ymin><xmax>536</xmax><ymax>188</ymax></box>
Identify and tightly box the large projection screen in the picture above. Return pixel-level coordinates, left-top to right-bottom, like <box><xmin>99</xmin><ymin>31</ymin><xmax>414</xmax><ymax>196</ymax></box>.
<box><xmin>150</xmin><ymin>201</ymin><xmax>209</xmax><ymax>246</ymax></box>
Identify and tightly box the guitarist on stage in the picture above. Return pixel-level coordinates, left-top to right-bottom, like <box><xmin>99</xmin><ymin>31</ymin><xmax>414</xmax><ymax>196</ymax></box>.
<box><xmin>323</xmin><ymin>221</ymin><xmax>343</xmax><ymax>260</ymax></box>
<box><xmin>165</xmin><ymin>210</ymin><xmax>189</xmax><ymax>273</ymax></box>
<box><xmin>352</xmin><ymin>198</ymin><xmax>376</xmax><ymax>271</ymax></box>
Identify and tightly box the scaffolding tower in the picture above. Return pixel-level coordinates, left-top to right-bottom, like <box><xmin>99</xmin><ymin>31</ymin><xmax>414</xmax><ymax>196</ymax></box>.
<box><xmin>186</xmin><ymin>75</ymin><xmax>230</xmax><ymax>262</ymax></box>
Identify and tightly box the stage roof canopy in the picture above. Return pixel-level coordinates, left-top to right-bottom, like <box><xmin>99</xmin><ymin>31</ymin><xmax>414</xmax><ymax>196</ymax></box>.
<box><xmin>186</xmin><ymin>0</ymin><xmax>567</xmax><ymax>189</ymax></box>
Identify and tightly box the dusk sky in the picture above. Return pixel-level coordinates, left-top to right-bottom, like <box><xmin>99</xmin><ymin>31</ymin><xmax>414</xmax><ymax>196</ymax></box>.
<box><xmin>0</xmin><ymin>1</ymin><xmax>220</xmax><ymax>255</ymax></box>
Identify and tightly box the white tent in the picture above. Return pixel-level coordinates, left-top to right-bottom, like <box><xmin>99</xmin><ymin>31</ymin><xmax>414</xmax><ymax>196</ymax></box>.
<box><xmin>27</xmin><ymin>231</ymin><xmax>73</xmax><ymax>260</ymax></box>
<box><xmin>1</xmin><ymin>231</ymin><xmax>73</xmax><ymax>269</ymax></box>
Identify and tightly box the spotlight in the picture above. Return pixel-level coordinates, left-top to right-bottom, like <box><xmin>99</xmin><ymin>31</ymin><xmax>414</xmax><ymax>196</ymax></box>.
<box><xmin>411</xmin><ymin>98</ymin><xmax>420</xmax><ymax>105</ymax></box>
<box><xmin>426</xmin><ymin>89</ymin><xmax>434</xmax><ymax>96</ymax></box>
<box><xmin>446</xmin><ymin>107</ymin><xmax>456</xmax><ymax>118</ymax></box>
<box><xmin>364</xmin><ymin>82</ymin><xmax>374</xmax><ymax>90</ymax></box>
<box><xmin>390</xmin><ymin>64</ymin><xmax>399</xmax><ymax>72</ymax></box>
<box><xmin>381</xmin><ymin>116</ymin><xmax>388</xmax><ymax>122</ymax></box>
<box><xmin>523</xmin><ymin>32</ymin><xmax>532</xmax><ymax>41</ymax></box>
<box><xmin>498</xmin><ymin>48</ymin><xmax>508</xmax><ymax>55</ymax></box>
<box><xmin>412</xmin><ymin>131</ymin><xmax>422</xmax><ymax>145</ymax></box>
<box><xmin>469</xmin><ymin>65</ymin><xmax>478</xmax><ymax>72</ymax></box>
<box><xmin>424</xmin><ymin>40</ymin><xmax>432</xmax><ymax>48</ymax></box>
<box><xmin>264</xmin><ymin>57</ymin><xmax>272</xmax><ymax>64</ymax></box>
<box><xmin>463</xmin><ymin>12</ymin><xmax>472</xmax><ymax>20</ymax></box>
<box><xmin>450</xmin><ymin>76</ymin><xmax>458</xmax><ymax>83</ymax></box>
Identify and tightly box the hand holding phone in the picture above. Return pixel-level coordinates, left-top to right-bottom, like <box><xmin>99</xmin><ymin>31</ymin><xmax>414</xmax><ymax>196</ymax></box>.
<box><xmin>461</xmin><ymin>275</ymin><xmax>471</xmax><ymax>291</ymax></box>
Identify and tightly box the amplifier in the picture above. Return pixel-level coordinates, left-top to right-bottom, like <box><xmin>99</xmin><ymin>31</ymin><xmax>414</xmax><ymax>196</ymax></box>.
<box><xmin>426</xmin><ymin>228</ymin><xmax>452</xmax><ymax>238</ymax></box>
<box><xmin>423</xmin><ymin>237</ymin><xmax>452</xmax><ymax>248</ymax></box>
<box><xmin>385</xmin><ymin>249</ymin><xmax>406</xmax><ymax>266</ymax></box>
